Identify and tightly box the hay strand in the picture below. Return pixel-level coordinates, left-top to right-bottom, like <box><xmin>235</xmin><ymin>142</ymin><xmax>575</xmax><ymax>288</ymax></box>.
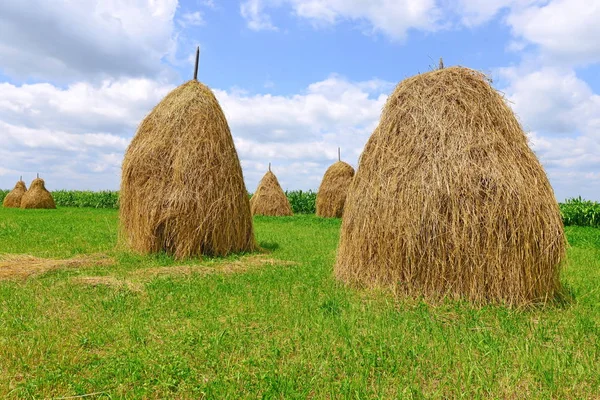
<box><xmin>335</xmin><ymin>66</ymin><xmax>566</xmax><ymax>306</ymax></box>
<box><xmin>316</xmin><ymin>158</ymin><xmax>355</xmax><ymax>218</ymax></box>
<box><xmin>120</xmin><ymin>79</ymin><xmax>256</xmax><ymax>259</ymax></box>
<box><xmin>20</xmin><ymin>177</ymin><xmax>56</xmax><ymax>209</ymax></box>
<box><xmin>2</xmin><ymin>179</ymin><xmax>27</xmax><ymax>208</ymax></box>
<box><xmin>250</xmin><ymin>169</ymin><xmax>293</xmax><ymax>216</ymax></box>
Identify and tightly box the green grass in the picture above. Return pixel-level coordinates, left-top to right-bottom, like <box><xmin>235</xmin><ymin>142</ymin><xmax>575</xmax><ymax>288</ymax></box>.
<box><xmin>0</xmin><ymin>208</ymin><xmax>599</xmax><ymax>399</ymax></box>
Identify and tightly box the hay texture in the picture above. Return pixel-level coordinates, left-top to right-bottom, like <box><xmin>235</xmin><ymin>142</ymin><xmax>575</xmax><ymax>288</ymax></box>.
<box><xmin>335</xmin><ymin>66</ymin><xmax>566</xmax><ymax>306</ymax></box>
<box><xmin>250</xmin><ymin>170</ymin><xmax>293</xmax><ymax>216</ymax></box>
<box><xmin>316</xmin><ymin>161</ymin><xmax>355</xmax><ymax>218</ymax></box>
<box><xmin>120</xmin><ymin>80</ymin><xmax>256</xmax><ymax>259</ymax></box>
<box><xmin>20</xmin><ymin>178</ymin><xmax>56</xmax><ymax>209</ymax></box>
<box><xmin>2</xmin><ymin>179</ymin><xmax>27</xmax><ymax>208</ymax></box>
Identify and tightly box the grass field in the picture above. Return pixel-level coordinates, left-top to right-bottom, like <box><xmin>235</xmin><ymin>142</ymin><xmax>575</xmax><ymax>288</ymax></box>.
<box><xmin>0</xmin><ymin>208</ymin><xmax>599</xmax><ymax>399</ymax></box>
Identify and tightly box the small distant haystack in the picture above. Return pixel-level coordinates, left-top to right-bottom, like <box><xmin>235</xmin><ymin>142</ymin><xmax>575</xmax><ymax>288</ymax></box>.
<box><xmin>250</xmin><ymin>165</ymin><xmax>293</xmax><ymax>216</ymax></box>
<box><xmin>20</xmin><ymin>177</ymin><xmax>56</xmax><ymax>209</ymax></box>
<box><xmin>2</xmin><ymin>178</ymin><xmax>27</xmax><ymax>208</ymax></box>
<box><xmin>335</xmin><ymin>66</ymin><xmax>566</xmax><ymax>306</ymax></box>
<box><xmin>120</xmin><ymin>48</ymin><xmax>256</xmax><ymax>259</ymax></box>
<box><xmin>316</xmin><ymin>150</ymin><xmax>355</xmax><ymax>218</ymax></box>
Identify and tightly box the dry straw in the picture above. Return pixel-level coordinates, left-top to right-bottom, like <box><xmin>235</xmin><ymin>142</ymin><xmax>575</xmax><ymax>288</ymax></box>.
<box><xmin>120</xmin><ymin>48</ymin><xmax>256</xmax><ymax>259</ymax></box>
<box><xmin>316</xmin><ymin>149</ymin><xmax>355</xmax><ymax>218</ymax></box>
<box><xmin>335</xmin><ymin>66</ymin><xmax>566</xmax><ymax>306</ymax></box>
<box><xmin>20</xmin><ymin>177</ymin><xmax>56</xmax><ymax>209</ymax></box>
<box><xmin>250</xmin><ymin>164</ymin><xmax>293</xmax><ymax>216</ymax></box>
<box><xmin>2</xmin><ymin>177</ymin><xmax>27</xmax><ymax>208</ymax></box>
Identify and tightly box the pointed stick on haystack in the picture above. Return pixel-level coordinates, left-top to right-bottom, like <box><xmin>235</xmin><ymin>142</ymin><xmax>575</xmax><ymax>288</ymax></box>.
<box><xmin>335</xmin><ymin>66</ymin><xmax>565</xmax><ymax>306</ymax></box>
<box><xmin>250</xmin><ymin>164</ymin><xmax>293</xmax><ymax>216</ymax></box>
<box><xmin>316</xmin><ymin>148</ymin><xmax>355</xmax><ymax>218</ymax></box>
<box><xmin>120</xmin><ymin>48</ymin><xmax>256</xmax><ymax>259</ymax></box>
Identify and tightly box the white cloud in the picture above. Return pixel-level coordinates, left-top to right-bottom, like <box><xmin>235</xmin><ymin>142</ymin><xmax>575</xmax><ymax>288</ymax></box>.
<box><xmin>241</xmin><ymin>0</ymin><xmax>280</xmax><ymax>31</ymax></box>
<box><xmin>180</xmin><ymin>11</ymin><xmax>205</xmax><ymax>27</ymax></box>
<box><xmin>0</xmin><ymin>76</ymin><xmax>389</xmax><ymax>191</ymax></box>
<box><xmin>507</xmin><ymin>0</ymin><xmax>600</xmax><ymax>65</ymax></box>
<box><xmin>498</xmin><ymin>66</ymin><xmax>600</xmax><ymax>200</ymax></box>
<box><xmin>500</xmin><ymin>67</ymin><xmax>600</xmax><ymax>136</ymax></box>
<box><xmin>0</xmin><ymin>78</ymin><xmax>173</xmax><ymax>190</ymax></box>
<box><xmin>240</xmin><ymin>0</ymin><xmax>441</xmax><ymax>40</ymax></box>
<box><xmin>0</xmin><ymin>0</ymin><xmax>178</xmax><ymax>81</ymax></box>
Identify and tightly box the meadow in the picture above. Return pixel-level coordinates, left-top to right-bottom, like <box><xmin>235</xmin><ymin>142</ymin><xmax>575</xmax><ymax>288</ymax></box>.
<box><xmin>0</xmin><ymin>207</ymin><xmax>599</xmax><ymax>399</ymax></box>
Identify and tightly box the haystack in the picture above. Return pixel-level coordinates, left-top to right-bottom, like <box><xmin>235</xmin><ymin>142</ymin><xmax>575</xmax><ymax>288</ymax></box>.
<box><xmin>120</xmin><ymin>48</ymin><xmax>256</xmax><ymax>259</ymax></box>
<box><xmin>335</xmin><ymin>66</ymin><xmax>566</xmax><ymax>305</ymax></box>
<box><xmin>316</xmin><ymin>150</ymin><xmax>355</xmax><ymax>218</ymax></box>
<box><xmin>20</xmin><ymin>177</ymin><xmax>56</xmax><ymax>209</ymax></box>
<box><xmin>250</xmin><ymin>165</ymin><xmax>293</xmax><ymax>216</ymax></box>
<box><xmin>2</xmin><ymin>178</ymin><xmax>27</xmax><ymax>208</ymax></box>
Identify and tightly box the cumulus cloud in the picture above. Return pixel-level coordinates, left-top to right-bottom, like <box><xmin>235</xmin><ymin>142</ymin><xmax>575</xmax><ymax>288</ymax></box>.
<box><xmin>507</xmin><ymin>0</ymin><xmax>600</xmax><ymax>65</ymax></box>
<box><xmin>0</xmin><ymin>78</ymin><xmax>173</xmax><ymax>190</ymax></box>
<box><xmin>0</xmin><ymin>0</ymin><xmax>178</xmax><ymax>81</ymax></box>
<box><xmin>498</xmin><ymin>66</ymin><xmax>600</xmax><ymax>200</ymax></box>
<box><xmin>0</xmin><ymin>75</ymin><xmax>390</xmax><ymax>191</ymax></box>
<box><xmin>240</xmin><ymin>0</ymin><xmax>441</xmax><ymax>40</ymax></box>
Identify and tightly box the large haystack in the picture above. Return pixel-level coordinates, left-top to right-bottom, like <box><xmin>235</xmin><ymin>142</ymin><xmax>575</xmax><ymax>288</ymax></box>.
<box><xmin>2</xmin><ymin>178</ymin><xmax>27</xmax><ymax>208</ymax></box>
<box><xmin>120</xmin><ymin>74</ymin><xmax>256</xmax><ymax>259</ymax></box>
<box><xmin>20</xmin><ymin>178</ymin><xmax>56</xmax><ymax>209</ymax></box>
<box><xmin>316</xmin><ymin>154</ymin><xmax>355</xmax><ymax>218</ymax></box>
<box><xmin>250</xmin><ymin>166</ymin><xmax>293</xmax><ymax>216</ymax></box>
<box><xmin>335</xmin><ymin>66</ymin><xmax>566</xmax><ymax>305</ymax></box>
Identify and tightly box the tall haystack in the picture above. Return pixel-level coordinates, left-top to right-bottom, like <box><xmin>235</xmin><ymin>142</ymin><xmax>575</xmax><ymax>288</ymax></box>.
<box><xmin>20</xmin><ymin>177</ymin><xmax>56</xmax><ymax>209</ymax></box>
<box><xmin>2</xmin><ymin>178</ymin><xmax>27</xmax><ymax>208</ymax></box>
<box><xmin>335</xmin><ymin>66</ymin><xmax>566</xmax><ymax>305</ymax></box>
<box><xmin>120</xmin><ymin>48</ymin><xmax>256</xmax><ymax>259</ymax></box>
<box><xmin>316</xmin><ymin>149</ymin><xmax>355</xmax><ymax>218</ymax></box>
<box><xmin>250</xmin><ymin>165</ymin><xmax>293</xmax><ymax>216</ymax></box>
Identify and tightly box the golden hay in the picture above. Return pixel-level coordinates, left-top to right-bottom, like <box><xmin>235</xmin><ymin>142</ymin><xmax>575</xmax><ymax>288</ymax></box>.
<box><xmin>335</xmin><ymin>66</ymin><xmax>566</xmax><ymax>306</ymax></box>
<box><xmin>120</xmin><ymin>80</ymin><xmax>256</xmax><ymax>259</ymax></box>
<box><xmin>250</xmin><ymin>169</ymin><xmax>293</xmax><ymax>216</ymax></box>
<box><xmin>0</xmin><ymin>254</ymin><xmax>115</xmax><ymax>280</ymax></box>
<box><xmin>134</xmin><ymin>255</ymin><xmax>297</xmax><ymax>278</ymax></box>
<box><xmin>2</xmin><ymin>179</ymin><xmax>27</xmax><ymax>208</ymax></box>
<box><xmin>20</xmin><ymin>178</ymin><xmax>56</xmax><ymax>209</ymax></box>
<box><xmin>316</xmin><ymin>161</ymin><xmax>355</xmax><ymax>218</ymax></box>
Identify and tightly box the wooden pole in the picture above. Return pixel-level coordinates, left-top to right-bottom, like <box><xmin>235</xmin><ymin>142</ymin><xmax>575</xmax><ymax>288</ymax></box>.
<box><xmin>439</xmin><ymin>57</ymin><xmax>444</xmax><ymax>70</ymax></box>
<box><xmin>268</xmin><ymin>162</ymin><xmax>271</xmax><ymax>172</ymax></box>
<box><xmin>338</xmin><ymin>147</ymin><xmax>341</xmax><ymax>162</ymax></box>
<box><xmin>37</xmin><ymin>173</ymin><xmax>39</xmax><ymax>179</ymax></box>
<box><xmin>193</xmin><ymin>46</ymin><xmax>200</xmax><ymax>81</ymax></box>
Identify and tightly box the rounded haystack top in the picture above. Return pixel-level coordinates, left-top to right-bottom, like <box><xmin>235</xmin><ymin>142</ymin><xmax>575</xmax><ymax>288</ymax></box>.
<box><xmin>335</xmin><ymin>66</ymin><xmax>565</xmax><ymax>305</ymax></box>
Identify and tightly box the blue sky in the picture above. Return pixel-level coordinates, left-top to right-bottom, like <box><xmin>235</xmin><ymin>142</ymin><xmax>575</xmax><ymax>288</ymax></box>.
<box><xmin>0</xmin><ymin>0</ymin><xmax>599</xmax><ymax>201</ymax></box>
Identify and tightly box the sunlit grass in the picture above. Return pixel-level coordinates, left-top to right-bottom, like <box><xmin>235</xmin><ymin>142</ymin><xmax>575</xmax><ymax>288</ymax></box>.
<box><xmin>0</xmin><ymin>208</ymin><xmax>598</xmax><ymax>398</ymax></box>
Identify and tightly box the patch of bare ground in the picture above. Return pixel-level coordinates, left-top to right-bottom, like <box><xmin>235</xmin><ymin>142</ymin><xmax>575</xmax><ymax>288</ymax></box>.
<box><xmin>0</xmin><ymin>254</ymin><xmax>115</xmax><ymax>280</ymax></box>
<box><xmin>134</xmin><ymin>255</ymin><xmax>297</xmax><ymax>279</ymax></box>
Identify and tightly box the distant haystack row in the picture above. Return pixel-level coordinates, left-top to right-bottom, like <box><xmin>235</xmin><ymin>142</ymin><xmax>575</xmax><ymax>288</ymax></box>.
<box><xmin>335</xmin><ymin>66</ymin><xmax>565</xmax><ymax>305</ymax></box>
<box><xmin>250</xmin><ymin>164</ymin><xmax>293</xmax><ymax>216</ymax></box>
<box><xmin>120</xmin><ymin>47</ymin><xmax>256</xmax><ymax>259</ymax></box>
<box><xmin>2</xmin><ymin>176</ymin><xmax>56</xmax><ymax>209</ymax></box>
